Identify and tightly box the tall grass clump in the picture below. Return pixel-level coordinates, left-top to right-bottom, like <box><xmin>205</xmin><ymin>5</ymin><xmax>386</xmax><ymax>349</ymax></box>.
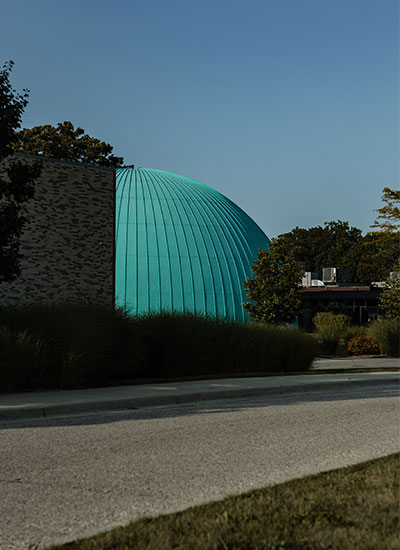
<box><xmin>0</xmin><ymin>306</ymin><xmax>318</xmax><ymax>392</ymax></box>
<box><xmin>0</xmin><ymin>326</ymin><xmax>54</xmax><ymax>391</ymax></box>
<box><xmin>368</xmin><ymin>318</ymin><xmax>400</xmax><ymax>357</ymax></box>
<box><xmin>314</xmin><ymin>325</ymin><xmax>342</xmax><ymax>355</ymax></box>
<box><xmin>342</xmin><ymin>324</ymin><xmax>366</xmax><ymax>342</ymax></box>
<box><xmin>312</xmin><ymin>312</ymin><xmax>352</xmax><ymax>355</ymax></box>
<box><xmin>125</xmin><ymin>311</ymin><xmax>317</xmax><ymax>378</ymax></box>
<box><xmin>0</xmin><ymin>303</ymin><xmax>136</xmax><ymax>391</ymax></box>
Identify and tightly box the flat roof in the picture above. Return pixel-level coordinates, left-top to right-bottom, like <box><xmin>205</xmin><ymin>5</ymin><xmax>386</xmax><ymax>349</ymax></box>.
<box><xmin>12</xmin><ymin>152</ymin><xmax>115</xmax><ymax>171</ymax></box>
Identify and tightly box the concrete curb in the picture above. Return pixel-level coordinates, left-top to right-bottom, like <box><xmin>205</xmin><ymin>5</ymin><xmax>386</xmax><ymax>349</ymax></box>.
<box><xmin>1</xmin><ymin>375</ymin><xmax>398</xmax><ymax>422</ymax></box>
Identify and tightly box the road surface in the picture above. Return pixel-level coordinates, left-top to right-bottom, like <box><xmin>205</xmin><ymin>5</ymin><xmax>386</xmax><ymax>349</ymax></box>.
<box><xmin>1</xmin><ymin>380</ymin><xmax>399</xmax><ymax>549</ymax></box>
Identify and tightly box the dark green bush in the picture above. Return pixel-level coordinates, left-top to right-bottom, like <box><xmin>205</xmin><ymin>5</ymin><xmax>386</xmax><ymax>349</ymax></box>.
<box><xmin>346</xmin><ymin>336</ymin><xmax>379</xmax><ymax>356</ymax></box>
<box><xmin>368</xmin><ymin>318</ymin><xmax>400</xmax><ymax>357</ymax></box>
<box><xmin>0</xmin><ymin>306</ymin><xmax>318</xmax><ymax>392</ymax></box>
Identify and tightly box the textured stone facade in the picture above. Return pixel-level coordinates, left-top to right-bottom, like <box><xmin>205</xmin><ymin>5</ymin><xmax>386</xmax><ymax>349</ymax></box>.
<box><xmin>0</xmin><ymin>155</ymin><xmax>115</xmax><ymax>306</ymax></box>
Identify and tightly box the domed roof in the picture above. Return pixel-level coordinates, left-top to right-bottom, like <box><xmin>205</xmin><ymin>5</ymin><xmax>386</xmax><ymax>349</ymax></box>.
<box><xmin>115</xmin><ymin>168</ymin><xmax>269</xmax><ymax>321</ymax></box>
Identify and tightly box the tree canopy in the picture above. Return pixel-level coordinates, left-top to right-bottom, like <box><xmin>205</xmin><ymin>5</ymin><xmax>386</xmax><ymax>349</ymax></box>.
<box><xmin>357</xmin><ymin>187</ymin><xmax>400</xmax><ymax>283</ymax></box>
<box><xmin>0</xmin><ymin>61</ymin><xmax>42</xmax><ymax>283</ymax></box>
<box><xmin>371</xmin><ymin>187</ymin><xmax>400</xmax><ymax>233</ymax></box>
<box><xmin>278</xmin><ymin>220</ymin><xmax>363</xmax><ymax>282</ymax></box>
<box><xmin>379</xmin><ymin>260</ymin><xmax>400</xmax><ymax>319</ymax></box>
<box><xmin>243</xmin><ymin>238</ymin><xmax>304</xmax><ymax>325</ymax></box>
<box><xmin>13</xmin><ymin>121</ymin><xmax>124</xmax><ymax>168</ymax></box>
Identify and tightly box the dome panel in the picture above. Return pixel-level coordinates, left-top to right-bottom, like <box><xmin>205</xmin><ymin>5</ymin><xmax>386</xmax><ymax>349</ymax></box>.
<box><xmin>115</xmin><ymin>168</ymin><xmax>269</xmax><ymax>321</ymax></box>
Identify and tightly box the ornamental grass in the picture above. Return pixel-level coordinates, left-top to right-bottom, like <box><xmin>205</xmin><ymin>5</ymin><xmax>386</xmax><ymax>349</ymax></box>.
<box><xmin>0</xmin><ymin>305</ymin><xmax>317</xmax><ymax>392</ymax></box>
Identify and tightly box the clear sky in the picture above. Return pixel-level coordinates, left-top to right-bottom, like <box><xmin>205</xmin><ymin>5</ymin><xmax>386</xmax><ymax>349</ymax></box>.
<box><xmin>2</xmin><ymin>0</ymin><xmax>398</xmax><ymax>238</ymax></box>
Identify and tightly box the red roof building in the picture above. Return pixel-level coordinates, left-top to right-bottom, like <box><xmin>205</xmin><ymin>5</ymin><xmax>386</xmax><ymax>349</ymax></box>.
<box><xmin>300</xmin><ymin>285</ymin><xmax>382</xmax><ymax>327</ymax></box>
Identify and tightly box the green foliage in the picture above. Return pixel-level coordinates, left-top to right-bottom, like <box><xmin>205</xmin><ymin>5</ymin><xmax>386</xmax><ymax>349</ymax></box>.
<box><xmin>275</xmin><ymin>208</ymin><xmax>398</xmax><ymax>284</ymax></box>
<box><xmin>342</xmin><ymin>324</ymin><xmax>366</xmax><ymax>342</ymax></box>
<box><xmin>278</xmin><ymin>220</ymin><xmax>363</xmax><ymax>282</ymax></box>
<box><xmin>357</xmin><ymin>231</ymin><xmax>399</xmax><ymax>284</ymax></box>
<box><xmin>0</xmin><ymin>326</ymin><xmax>50</xmax><ymax>390</ymax></box>
<box><xmin>0</xmin><ymin>60</ymin><xmax>27</xmax><ymax>155</ymax></box>
<box><xmin>0</xmin><ymin>303</ymin><xmax>135</xmax><ymax>391</ymax></box>
<box><xmin>314</xmin><ymin>326</ymin><xmax>342</xmax><ymax>355</ymax></box>
<box><xmin>13</xmin><ymin>120</ymin><xmax>124</xmax><ymax>167</ymax></box>
<box><xmin>313</xmin><ymin>312</ymin><xmax>351</xmax><ymax>332</ymax></box>
<box><xmin>368</xmin><ymin>318</ymin><xmax>400</xmax><ymax>357</ymax></box>
<box><xmin>313</xmin><ymin>313</ymin><xmax>353</xmax><ymax>355</ymax></box>
<box><xmin>370</xmin><ymin>187</ymin><xmax>400</xmax><ymax>233</ymax></box>
<box><xmin>378</xmin><ymin>261</ymin><xmax>400</xmax><ymax>319</ymax></box>
<box><xmin>0</xmin><ymin>60</ymin><xmax>42</xmax><ymax>283</ymax></box>
<box><xmin>358</xmin><ymin>188</ymin><xmax>400</xmax><ymax>283</ymax></box>
<box><xmin>0</xmin><ymin>306</ymin><xmax>317</xmax><ymax>392</ymax></box>
<box><xmin>243</xmin><ymin>239</ymin><xmax>304</xmax><ymax>325</ymax></box>
<box><xmin>346</xmin><ymin>336</ymin><xmax>379</xmax><ymax>356</ymax></box>
<box><xmin>130</xmin><ymin>312</ymin><xmax>317</xmax><ymax>377</ymax></box>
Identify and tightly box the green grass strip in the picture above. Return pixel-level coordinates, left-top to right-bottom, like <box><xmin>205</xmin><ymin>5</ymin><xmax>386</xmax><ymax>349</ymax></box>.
<box><xmin>48</xmin><ymin>453</ymin><xmax>399</xmax><ymax>550</ymax></box>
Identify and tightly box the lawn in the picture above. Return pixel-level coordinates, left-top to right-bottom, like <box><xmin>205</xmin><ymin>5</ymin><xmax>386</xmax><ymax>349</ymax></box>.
<box><xmin>48</xmin><ymin>453</ymin><xmax>399</xmax><ymax>550</ymax></box>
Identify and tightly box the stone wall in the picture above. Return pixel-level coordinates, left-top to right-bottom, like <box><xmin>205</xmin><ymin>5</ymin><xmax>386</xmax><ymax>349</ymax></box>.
<box><xmin>0</xmin><ymin>155</ymin><xmax>115</xmax><ymax>306</ymax></box>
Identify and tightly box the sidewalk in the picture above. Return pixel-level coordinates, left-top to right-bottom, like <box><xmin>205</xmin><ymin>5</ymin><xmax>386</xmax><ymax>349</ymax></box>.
<box><xmin>1</xmin><ymin>357</ymin><xmax>398</xmax><ymax>422</ymax></box>
<box><xmin>312</xmin><ymin>356</ymin><xmax>400</xmax><ymax>370</ymax></box>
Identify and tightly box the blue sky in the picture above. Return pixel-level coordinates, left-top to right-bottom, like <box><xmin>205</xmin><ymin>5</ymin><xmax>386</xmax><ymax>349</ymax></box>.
<box><xmin>2</xmin><ymin>0</ymin><xmax>398</xmax><ymax>238</ymax></box>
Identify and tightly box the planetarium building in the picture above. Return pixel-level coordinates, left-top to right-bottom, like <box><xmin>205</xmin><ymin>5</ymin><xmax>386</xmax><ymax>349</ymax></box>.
<box><xmin>0</xmin><ymin>156</ymin><xmax>269</xmax><ymax>321</ymax></box>
<box><xmin>115</xmin><ymin>168</ymin><xmax>269</xmax><ymax>321</ymax></box>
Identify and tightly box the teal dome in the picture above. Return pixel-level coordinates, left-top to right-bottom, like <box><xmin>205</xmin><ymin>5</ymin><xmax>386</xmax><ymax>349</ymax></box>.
<box><xmin>115</xmin><ymin>168</ymin><xmax>269</xmax><ymax>321</ymax></box>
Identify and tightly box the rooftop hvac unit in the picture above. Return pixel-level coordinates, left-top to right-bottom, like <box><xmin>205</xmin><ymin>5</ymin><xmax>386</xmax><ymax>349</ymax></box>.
<box><xmin>322</xmin><ymin>267</ymin><xmax>350</xmax><ymax>284</ymax></box>
<box><xmin>301</xmin><ymin>271</ymin><xmax>319</xmax><ymax>287</ymax></box>
<box><xmin>322</xmin><ymin>267</ymin><xmax>337</xmax><ymax>283</ymax></box>
<box><xmin>311</xmin><ymin>279</ymin><xmax>325</xmax><ymax>287</ymax></box>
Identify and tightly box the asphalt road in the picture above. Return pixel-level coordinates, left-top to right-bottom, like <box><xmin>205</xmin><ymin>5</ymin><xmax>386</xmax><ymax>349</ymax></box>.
<box><xmin>1</xmin><ymin>381</ymin><xmax>399</xmax><ymax>550</ymax></box>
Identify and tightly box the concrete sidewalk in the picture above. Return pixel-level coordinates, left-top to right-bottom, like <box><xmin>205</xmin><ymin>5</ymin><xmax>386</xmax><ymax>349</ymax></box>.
<box><xmin>0</xmin><ymin>356</ymin><xmax>398</xmax><ymax>422</ymax></box>
<box><xmin>312</xmin><ymin>356</ymin><xmax>399</xmax><ymax>370</ymax></box>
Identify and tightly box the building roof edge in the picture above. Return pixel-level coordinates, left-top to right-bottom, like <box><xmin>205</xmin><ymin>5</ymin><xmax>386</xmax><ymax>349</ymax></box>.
<box><xmin>11</xmin><ymin>152</ymin><xmax>115</xmax><ymax>172</ymax></box>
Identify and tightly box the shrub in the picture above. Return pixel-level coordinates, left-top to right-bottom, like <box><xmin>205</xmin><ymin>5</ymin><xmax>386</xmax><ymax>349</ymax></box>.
<box><xmin>346</xmin><ymin>336</ymin><xmax>379</xmax><ymax>356</ymax></box>
<box><xmin>313</xmin><ymin>312</ymin><xmax>352</xmax><ymax>332</ymax></box>
<box><xmin>368</xmin><ymin>318</ymin><xmax>400</xmax><ymax>357</ymax></box>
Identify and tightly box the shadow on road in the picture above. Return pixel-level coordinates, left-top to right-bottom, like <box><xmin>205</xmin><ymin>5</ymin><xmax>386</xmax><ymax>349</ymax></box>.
<box><xmin>1</xmin><ymin>382</ymin><xmax>398</xmax><ymax>431</ymax></box>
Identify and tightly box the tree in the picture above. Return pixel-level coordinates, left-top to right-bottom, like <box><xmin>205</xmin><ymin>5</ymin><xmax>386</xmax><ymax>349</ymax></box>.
<box><xmin>12</xmin><ymin>120</ymin><xmax>124</xmax><ymax>168</ymax></box>
<box><xmin>356</xmin><ymin>232</ymin><xmax>398</xmax><ymax>283</ymax></box>
<box><xmin>0</xmin><ymin>61</ymin><xmax>42</xmax><ymax>283</ymax></box>
<box><xmin>357</xmin><ymin>187</ymin><xmax>400</xmax><ymax>283</ymax></box>
<box><xmin>371</xmin><ymin>187</ymin><xmax>400</xmax><ymax>232</ymax></box>
<box><xmin>379</xmin><ymin>260</ymin><xmax>400</xmax><ymax>319</ymax></box>
<box><xmin>243</xmin><ymin>239</ymin><xmax>304</xmax><ymax>324</ymax></box>
<box><xmin>278</xmin><ymin>221</ymin><xmax>363</xmax><ymax>282</ymax></box>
